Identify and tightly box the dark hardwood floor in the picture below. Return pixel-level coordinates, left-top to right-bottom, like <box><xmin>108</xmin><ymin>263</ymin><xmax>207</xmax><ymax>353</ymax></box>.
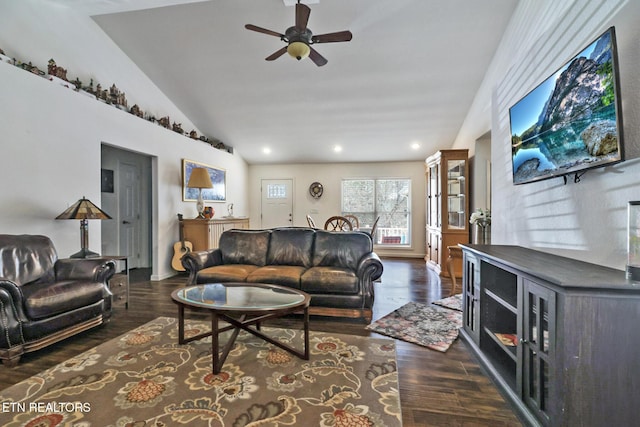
<box><xmin>0</xmin><ymin>258</ymin><xmax>521</xmax><ymax>426</ymax></box>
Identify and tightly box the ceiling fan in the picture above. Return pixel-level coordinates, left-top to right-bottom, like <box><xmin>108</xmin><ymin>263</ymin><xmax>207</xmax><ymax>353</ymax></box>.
<box><xmin>245</xmin><ymin>0</ymin><xmax>352</xmax><ymax>67</ymax></box>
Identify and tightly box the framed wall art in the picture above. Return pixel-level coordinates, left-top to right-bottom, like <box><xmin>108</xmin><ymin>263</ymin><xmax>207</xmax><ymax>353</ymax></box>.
<box><xmin>182</xmin><ymin>159</ymin><xmax>226</xmax><ymax>202</ymax></box>
<box><xmin>101</xmin><ymin>168</ymin><xmax>114</xmax><ymax>193</ymax></box>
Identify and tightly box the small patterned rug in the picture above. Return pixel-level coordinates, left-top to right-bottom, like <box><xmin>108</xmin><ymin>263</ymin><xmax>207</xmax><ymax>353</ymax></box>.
<box><xmin>366</xmin><ymin>301</ymin><xmax>463</xmax><ymax>352</ymax></box>
<box><xmin>0</xmin><ymin>317</ymin><xmax>401</xmax><ymax>426</ymax></box>
<box><xmin>432</xmin><ymin>293</ymin><xmax>463</xmax><ymax>312</ymax></box>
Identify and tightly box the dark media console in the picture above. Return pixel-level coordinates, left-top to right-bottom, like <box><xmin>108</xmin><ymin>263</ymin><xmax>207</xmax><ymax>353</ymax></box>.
<box><xmin>460</xmin><ymin>244</ymin><xmax>640</xmax><ymax>426</ymax></box>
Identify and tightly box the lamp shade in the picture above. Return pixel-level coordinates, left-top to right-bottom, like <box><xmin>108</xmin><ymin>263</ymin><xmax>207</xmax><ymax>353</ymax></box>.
<box><xmin>55</xmin><ymin>197</ymin><xmax>111</xmax><ymax>258</ymax></box>
<box><xmin>55</xmin><ymin>197</ymin><xmax>112</xmax><ymax>220</ymax></box>
<box><xmin>187</xmin><ymin>168</ymin><xmax>213</xmax><ymax>189</ymax></box>
<box><xmin>287</xmin><ymin>41</ymin><xmax>310</xmax><ymax>60</ymax></box>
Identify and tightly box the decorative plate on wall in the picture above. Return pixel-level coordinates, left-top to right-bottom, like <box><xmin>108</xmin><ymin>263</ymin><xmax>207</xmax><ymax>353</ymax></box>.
<box><xmin>309</xmin><ymin>182</ymin><xmax>323</xmax><ymax>199</ymax></box>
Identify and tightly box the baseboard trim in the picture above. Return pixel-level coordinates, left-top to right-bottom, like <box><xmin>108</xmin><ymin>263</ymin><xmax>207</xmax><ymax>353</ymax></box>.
<box><xmin>151</xmin><ymin>272</ymin><xmax>179</xmax><ymax>281</ymax></box>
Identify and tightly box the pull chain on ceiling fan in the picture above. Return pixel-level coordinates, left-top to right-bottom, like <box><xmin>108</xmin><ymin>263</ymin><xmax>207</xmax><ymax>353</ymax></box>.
<box><xmin>245</xmin><ymin>0</ymin><xmax>352</xmax><ymax>66</ymax></box>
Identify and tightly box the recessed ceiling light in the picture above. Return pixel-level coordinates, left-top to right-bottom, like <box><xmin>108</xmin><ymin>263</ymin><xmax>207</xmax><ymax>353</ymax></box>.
<box><xmin>411</xmin><ymin>143</ymin><xmax>421</xmax><ymax>150</ymax></box>
<box><xmin>263</xmin><ymin>147</ymin><xmax>271</xmax><ymax>154</ymax></box>
<box><xmin>333</xmin><ymin>145</ymin><xmax>343</xmax><ymax>153</ymax></box>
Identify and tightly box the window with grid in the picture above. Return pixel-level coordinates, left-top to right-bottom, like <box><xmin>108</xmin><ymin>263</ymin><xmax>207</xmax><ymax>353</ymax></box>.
<box><xmin>342</xmin><ymin>178</ymin><xmax>411</xmax><ymax>246</ymax></box>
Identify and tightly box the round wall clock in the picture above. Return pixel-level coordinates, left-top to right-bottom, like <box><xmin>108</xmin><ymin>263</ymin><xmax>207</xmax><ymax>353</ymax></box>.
<box><xmin>309</xmin><ymin>182</ymin><xmax>323</xmax><ymax>199</ymax></box>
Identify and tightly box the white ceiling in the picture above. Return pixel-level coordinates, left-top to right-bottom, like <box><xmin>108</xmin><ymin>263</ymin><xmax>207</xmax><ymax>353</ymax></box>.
<box><xmin>51</xmin><ymin>0</ymin><xmax>518</xmax><ymax>164</ymax></box>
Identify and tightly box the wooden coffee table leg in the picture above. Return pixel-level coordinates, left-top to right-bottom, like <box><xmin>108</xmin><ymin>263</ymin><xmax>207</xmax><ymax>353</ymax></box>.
<box><xmin>303</xmin><ymin>306</ymin><xmax>309</xmax><ymax>359</ymax></box>
<box><xmin>177</xmin><ymin>304</ymin><xmax>185</xmax><ymax>344</ymax></box>
<box><xmin>212</xmin><ymin>313</ymin><xmax>246</xmax><ymax>374</ymax></box>
<box><xmin>211</xmin><ymin>312</ymin><xmax>220</xmax><ymax>374</ymax></box>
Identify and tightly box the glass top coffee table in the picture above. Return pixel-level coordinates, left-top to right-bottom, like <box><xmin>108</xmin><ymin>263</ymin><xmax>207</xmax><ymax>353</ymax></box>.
<box><xmin>171</xmin><ymin>283</ymin><xmax>311</xmax><ymax>374</ymax></box>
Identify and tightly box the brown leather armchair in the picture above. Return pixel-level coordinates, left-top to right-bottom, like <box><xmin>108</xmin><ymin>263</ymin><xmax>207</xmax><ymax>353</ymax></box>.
<box><xmin>0</xmin><ymin>234</ymin><xmax>116</xmax><ymax>366</ymax></box>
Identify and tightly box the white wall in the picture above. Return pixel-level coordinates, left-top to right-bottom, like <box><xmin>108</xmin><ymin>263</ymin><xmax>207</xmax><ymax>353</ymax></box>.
<box><xmin>8</xmin><ymin>0</ymin><xmax>638</xmax><ymax>276</ymax></box>
<box><xmin>471</xmin><ymin>131</ymin><xmax>492</xmax><ymax>213</ymax></box>
<box><xmin>0</xmin><ymin>1</ymin><xmax>249</xmax><ymax>279</ymax></box>
<box><xmin>248</xmin><ymin>162</ymin><xmax>426</xmax><ymax>258</ymax></box>
<box><xmin>453</xmin><ymin>0</ymin><xmax>640</xmax><ymax>270</ymax></box>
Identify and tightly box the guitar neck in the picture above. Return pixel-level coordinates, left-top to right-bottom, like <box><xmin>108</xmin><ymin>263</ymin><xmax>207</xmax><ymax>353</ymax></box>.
<box><xmin>177</xmin><ymin>213</ymin><xmax>186</xmax><ymax>250</ymax></box>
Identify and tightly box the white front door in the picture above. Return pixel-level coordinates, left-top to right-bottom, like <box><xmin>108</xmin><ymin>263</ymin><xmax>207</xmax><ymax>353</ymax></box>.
<box><xmin>119</xmin><ymin>161</ymin><xmax>141</xmax><ymax>268</ymax></box>
<box><xmin>261</xmin><ymin>179</ymin><xmax>293</xmax><ymax>228</ymax></box>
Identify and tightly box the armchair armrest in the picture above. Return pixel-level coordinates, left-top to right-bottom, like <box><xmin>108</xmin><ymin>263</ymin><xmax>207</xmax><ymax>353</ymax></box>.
<box><xmin>182</xmin><ymin>249</ymin><xmax>223</xmax><ymax>285</ymax></box>
<box><xmin>54</xmin><ymin>258</ymin><xmax>116</xmax><ymax>284</ymax></box>
<box><xmin>0</xmin><ymin>278</ymin><xmax>27</xmax><ymax>319</ymax></box>
<box><xmin>0</xmin><ymin>281</ymin><xmax>27</xmax><ymax>349</ymax></box>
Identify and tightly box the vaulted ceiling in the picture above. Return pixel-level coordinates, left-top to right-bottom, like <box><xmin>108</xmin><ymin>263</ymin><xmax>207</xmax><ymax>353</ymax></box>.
<box><xmin>52</xmin><ymin>0</ymin><xmax>518</xmax><ymax>164</ymax></box>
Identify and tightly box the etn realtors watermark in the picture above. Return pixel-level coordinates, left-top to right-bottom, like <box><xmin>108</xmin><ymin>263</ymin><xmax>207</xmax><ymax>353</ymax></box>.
<box><xmin>2</xmin><ymin>401</ymin><xmax>91</xmax><ymax>413</ymax></box>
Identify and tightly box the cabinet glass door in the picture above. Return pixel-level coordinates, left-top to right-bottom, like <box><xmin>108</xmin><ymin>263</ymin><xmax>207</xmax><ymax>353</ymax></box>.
<box><xmin>446</xmin><ymin>159</ymin><xmax>466</xmax><ymax>229</ymax></box>
<box><xmin>428</xmin><ymin>163</ymin><xmax>440</xmax><ymax>228</ymax></box>
<box><xmin>523</xmin><ymin>279</ymin><xmax>555</xmax><ymax>424</ymax></box>
<box><xmin>463</xmin><ymin>252</ymin><xmax>480</xmax><ymax>343</ymax></box>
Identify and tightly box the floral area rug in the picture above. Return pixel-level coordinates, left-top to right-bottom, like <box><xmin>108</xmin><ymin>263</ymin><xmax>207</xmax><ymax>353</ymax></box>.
<box><xmin>432</xmin><ymin>293</ymin><xmax>463</xmax><ymax>312</ymax></box>
<box><xmin>0</xmin><ymin>317</ymin><xmax>401</xmax><ymax>426</ymax></box>
<box><xmin>366</xmin><ymin>301</ymin><xmax>463</xmax><ymax>352</ymax></box>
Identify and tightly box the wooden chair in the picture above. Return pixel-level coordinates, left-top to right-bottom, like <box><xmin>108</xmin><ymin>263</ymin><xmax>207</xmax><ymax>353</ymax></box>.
<box><xmin>324</xmin><ymin>216</ymin><xmax>353</xmax><ymax>231</ymax></box>
<box><xmin>306</xmin><ymin>215</ymin><xmax>317</xmax><ymax>228</ymax></box>
<box><xmin>446</xmin><ymin>245</ymin><xmax>463</xmax><ymax>296</ymax></box>
<box><xmin>343</xmin><ymin>214</ymin><xmax>359</xmax><ymax>229</ymax></box>
<box><xmin>369</xmin><ymin>216</ymin><xmax>380</xmax><ymax>243</ymax></box>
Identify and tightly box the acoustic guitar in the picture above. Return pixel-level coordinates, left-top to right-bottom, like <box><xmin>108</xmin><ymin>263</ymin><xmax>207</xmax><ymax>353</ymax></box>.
<box><xmin>171</xmin><ymin>214</ymin><xmax>193</xmax><ymax>271</ymax></box>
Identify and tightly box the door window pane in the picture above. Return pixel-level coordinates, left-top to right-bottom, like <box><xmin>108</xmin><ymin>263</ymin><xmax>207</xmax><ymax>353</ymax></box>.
<box><xmin>267</xmin><ymin>184</ymin><xmax>287</xmax><ymax>199</ymax></box>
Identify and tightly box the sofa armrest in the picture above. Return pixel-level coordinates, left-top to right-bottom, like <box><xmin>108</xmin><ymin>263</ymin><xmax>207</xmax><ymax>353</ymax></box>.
<box><xmin>182</xmin><ymin>249</ymin><xmax>223</xmax><ymax>285</ymax></box>
<box><xmin>54</xmin><ymin>258</ymin><xmax>117</xmax><ymax>284</ymax></box>
<box><xmin>357</xmin><ymin>252</ymin><xmax>384</xmax><ymax>282</ymax></box>
<box><xmin>356</xmin><ymin>252</ymin><xmax>384</xmax><ymax>308</ymax></box>
<box><xmin>0</xmin><ymin>281</ymin><xmax>27</xmax><ymax>348</ymax></box>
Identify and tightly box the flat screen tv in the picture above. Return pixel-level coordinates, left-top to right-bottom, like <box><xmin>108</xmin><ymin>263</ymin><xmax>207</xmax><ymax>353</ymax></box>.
<box><xmin>509</xmin><ymin>27</ymin><xmax>624</xmax><ymax>185</ymax></box>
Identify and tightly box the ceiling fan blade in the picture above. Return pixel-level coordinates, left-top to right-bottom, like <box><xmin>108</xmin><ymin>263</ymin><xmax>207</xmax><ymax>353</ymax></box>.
<box><xmin>265</xmin><ymin>46</ymin><xmax>288</xmax><ymax>61</ymax></box>
<box><xmin>308</xmin><ymin>47</ymin><xmax>328</xmax><ymax>67</ymax></box>
<box><xmin>245</xmin><ymin>24</ymin><xmax>284</xmax><ymax>38</ymax></box>
<box><xmin>312</xmin><ymin>30</ymin><xmax>353</xmax><ymax>43</ymax></box>
<box><xmin>295</xmin><ymin>3</ymin><xmax>311</xmax><ymax>30</ymax></box>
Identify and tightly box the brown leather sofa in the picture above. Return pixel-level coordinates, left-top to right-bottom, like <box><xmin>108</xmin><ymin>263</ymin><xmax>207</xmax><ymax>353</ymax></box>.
<box><xmin>182</xmin><ymin>227</ymin><xmax>383</xmax><ymax>320</ymax></box>
<box><xmin>0</xmin><ymin>234</ymin><xmax>116</xmax><ymax>366</ymax></box>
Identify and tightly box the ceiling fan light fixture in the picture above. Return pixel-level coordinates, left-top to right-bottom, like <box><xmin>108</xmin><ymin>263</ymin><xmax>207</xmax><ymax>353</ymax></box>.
<box><xmin>287</xmin><ymin>41</ymin><xmax>310</xmax><ymax>60</ymax></box>
<box><xmin>246</xmin><ymin>1</ymin><xmax>351</xmax><ymax>66</ymax></box>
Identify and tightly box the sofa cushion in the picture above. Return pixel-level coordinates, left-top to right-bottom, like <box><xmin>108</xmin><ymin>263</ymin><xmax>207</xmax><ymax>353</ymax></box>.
<box><xmin>312</xmin><ymin>230</ymin><xmax>371</xmax><ymax>270</ymax></box>
<box><xmin>301</xmin><ymin>266</ymin><xmax>359</xmax><ymax>294</ymax></box>
<box><xmin>247</xmin><ymin>266</ymin><xmax>306</xmax><ymax>289</ymax></box>
<box><xmin>220</xmin><ymin>230</ymin><xmax>271</xmax><ymax>266</ymax></box>
<box><xmin>0</xmin><ymin>234</ymin><xmax>57</xmax><ymax>286</ymax></box>
<box><xmin>266</xmin><ymin>228</ymin><xmax>315</xmax><ymax>267</ymax></box>
<box><xmin>21</xmin><ymin>280</ymin><xmax>106</xmax><ymax>320</ymax></box>
<box><xmin>196</xmin><ymin>264</ymin><xmax>258</xmax><ymax>283</ymax></box>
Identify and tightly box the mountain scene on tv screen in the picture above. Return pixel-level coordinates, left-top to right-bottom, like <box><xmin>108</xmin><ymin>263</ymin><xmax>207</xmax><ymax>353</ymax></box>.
<box><xmin>511</xmin><ymin>30</ymin><xmax>620</xmax><ymax>184</ymax></box>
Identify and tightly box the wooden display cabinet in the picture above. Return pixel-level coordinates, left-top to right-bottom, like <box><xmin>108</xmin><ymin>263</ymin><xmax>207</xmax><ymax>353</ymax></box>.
<box><xmin>425</xmin><ymin>149</ymin><xmax>469</xmax><ymax>277</ymax></box>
